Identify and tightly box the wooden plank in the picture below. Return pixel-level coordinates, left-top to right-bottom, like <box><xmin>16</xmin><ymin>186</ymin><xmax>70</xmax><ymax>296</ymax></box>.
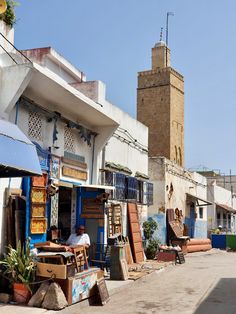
<box><xmin>132</xmin><ymin>233</ymin><xmax>142</xmax><ymax>243</ymax></box>
<box><xmin>61</xmin><ymin>157</ymin><xmax>87</xmax><ymax>169</ymax></box>
<box><xmin>124</xmin><ymin>241</ymin><xmax>134</xmax><ymax>265</ymax></box>
<box><xmin>97</xmin><ymin>277</ymin><xmax>110</xmax><ymax>305</ymax></box>
<box><xmin>127</xmin><ymin>203</ymin><xmax>144</xmax><ymax>263</ymax></box>
<box><xmin>130</xmin><ymin>222</ymin><xmax>140</xmax><ymax>233</ymax></box>
<box><xmin>133</xmin><ymin>242</ymin><xmax>143</xmax><ymax>253</ymax></box>
<box><xmin>129</xmin><ymin>213</ymin><xmax>138</xmax><ymax>222</ymax></box>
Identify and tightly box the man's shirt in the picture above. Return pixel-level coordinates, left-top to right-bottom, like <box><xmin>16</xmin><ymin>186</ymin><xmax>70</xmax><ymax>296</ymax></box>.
<box><xmin>66</xmin><ymin>233</ymin><xmax>90</xmax><ymax>246</ymax></box>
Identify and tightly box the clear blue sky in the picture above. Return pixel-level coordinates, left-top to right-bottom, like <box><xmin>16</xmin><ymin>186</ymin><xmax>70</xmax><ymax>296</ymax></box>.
<box><xmin>14</xmin><ymin>1</ymin><xmax>236</xmax><ymax>174</ymax></box>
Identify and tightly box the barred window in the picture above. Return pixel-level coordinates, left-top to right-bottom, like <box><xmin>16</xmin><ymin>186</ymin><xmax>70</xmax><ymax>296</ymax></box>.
<box><xmin>126</xmin><ymin>176</ymin><xmax>138</xmax><ymax>200</ymax></box>
<box><xmin>140</xmin><ymin>181</ymin><xmax>153</xmax><ymax>205</ymax></box>
<box><xmin>64</xmin><ymin>127</ymin><xmax>75</xmax><ymax>153</ymax></box>
<box><xmin>115</xmin><ymin>173</ymin><xmax>126</xmax><ymax>200</ymax></box>
<box><xmin>28</xmin><ymin>111</ymin><xmax>43</xmax><ymax>141</ymax></box>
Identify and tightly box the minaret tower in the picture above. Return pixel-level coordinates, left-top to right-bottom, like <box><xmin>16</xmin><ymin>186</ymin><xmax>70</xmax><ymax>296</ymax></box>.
<box><xmin>137</xmin><ymin>41</ymin><xmax>184</xmax><ymax>166</ymax></box>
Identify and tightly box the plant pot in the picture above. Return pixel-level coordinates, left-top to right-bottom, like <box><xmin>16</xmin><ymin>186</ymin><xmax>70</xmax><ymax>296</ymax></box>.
<box><xmin>13</xmin><ymin>283</ymin><xmax>31</xmax><ymax>304</ymax></box>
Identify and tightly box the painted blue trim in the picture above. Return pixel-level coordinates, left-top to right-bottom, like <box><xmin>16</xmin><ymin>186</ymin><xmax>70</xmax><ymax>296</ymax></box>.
<box><xmin>22</xmin><ymin>177</ymin><xmax>31</xmax><ymax>241</ymax></box>
<box><xmin>32</xmin><ymin>141</ymin><xmax>49</xmax><ymax>171</ymax></box>
<box><xmin>60</xmin><ymin>179</ymin><xmax>82</xmax><ymax>186</ymax></box>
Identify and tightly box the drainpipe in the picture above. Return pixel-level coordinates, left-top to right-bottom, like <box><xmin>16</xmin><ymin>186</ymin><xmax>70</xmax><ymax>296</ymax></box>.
<box><xmin>90</xmin><ymin>134</ymin><xmax>97</xmax><ymax>184</ymax></box>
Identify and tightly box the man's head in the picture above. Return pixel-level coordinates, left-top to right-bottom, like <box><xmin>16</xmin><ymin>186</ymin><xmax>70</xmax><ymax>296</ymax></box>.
<box><xmin>76</xmin><ymin>225</ymin><xmax>85</xmax><ymax>235</ymax></box>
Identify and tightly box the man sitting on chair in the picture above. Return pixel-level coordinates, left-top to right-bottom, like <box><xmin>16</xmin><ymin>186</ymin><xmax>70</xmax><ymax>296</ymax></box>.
<box><xmin>66</xmin><ymin>225</ymin><xmax>90</xmax><ymax>248</ymax></box>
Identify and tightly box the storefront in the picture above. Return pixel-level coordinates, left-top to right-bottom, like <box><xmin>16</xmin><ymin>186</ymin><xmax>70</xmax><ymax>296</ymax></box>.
<box><xmin>20</xmin><ymin>144</ymin><xmax>113</xmax><ymax>249</ymax></box>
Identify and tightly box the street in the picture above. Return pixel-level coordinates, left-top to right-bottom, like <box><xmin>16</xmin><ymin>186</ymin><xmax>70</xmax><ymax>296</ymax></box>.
<box><xmin>67</xmin><ymin>250</ymin><xmax>236</xmax><ymax>314</ymax></box>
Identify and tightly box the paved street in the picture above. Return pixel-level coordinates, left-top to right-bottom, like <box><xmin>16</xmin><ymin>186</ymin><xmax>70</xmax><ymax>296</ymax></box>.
<box><xmin>68</xmin><ymin>250</ymin><xmax>236</xmax><ymax>314</ymax></box>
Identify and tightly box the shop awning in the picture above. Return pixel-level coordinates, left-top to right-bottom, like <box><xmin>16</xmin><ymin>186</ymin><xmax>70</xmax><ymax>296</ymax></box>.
<box><xmin>186</xmin><ymin>193</ymin><xmax>212</xmax><ymax>207</ymax></box>
<box><xmin>0</xmin><ymin>119</ymin><xmax>41</xmax><ymax>177</ymax></box>
<box><xmin>216</xmin><ymin>203</ymin><xmax>236</xmax><ymax>214</ymax></box>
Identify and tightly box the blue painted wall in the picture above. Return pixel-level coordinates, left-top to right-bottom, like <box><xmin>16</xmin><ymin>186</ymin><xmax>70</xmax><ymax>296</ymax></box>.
<box><xmin>149</xmin><ymin>213</ymin><xmax>166</xmax><ymax>245</ymax></box>
<box><xmin>185</xmin><ymin>218</ymin><xmax>207</xmax><ymax>238</ymax></box>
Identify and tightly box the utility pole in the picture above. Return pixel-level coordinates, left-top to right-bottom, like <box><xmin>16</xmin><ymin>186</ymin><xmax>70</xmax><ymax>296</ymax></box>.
<box><xmin>166</xmin><ymin>12</ymin><xmax>174</xmax><ymax>67</ymax></box>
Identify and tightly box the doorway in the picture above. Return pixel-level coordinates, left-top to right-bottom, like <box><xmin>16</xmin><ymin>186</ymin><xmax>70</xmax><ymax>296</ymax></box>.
<box><xmin>58</xmin><ymin>187</ymin><xmax>72</xmax><ymax>240</ymax></box>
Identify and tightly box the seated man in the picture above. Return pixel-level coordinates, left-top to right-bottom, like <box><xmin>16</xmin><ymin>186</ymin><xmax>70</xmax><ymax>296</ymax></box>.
<box><xmin>66</xmin><ymin>225</ymin><xmax>90</xmax><ymax>248</ymax></box>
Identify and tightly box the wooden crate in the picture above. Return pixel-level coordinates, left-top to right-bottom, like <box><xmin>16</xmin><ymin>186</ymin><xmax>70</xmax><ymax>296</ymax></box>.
<box><xmin>156</xmin><ymin>251</ymin><xmax>176</xmax><ymax>262</ymax></box>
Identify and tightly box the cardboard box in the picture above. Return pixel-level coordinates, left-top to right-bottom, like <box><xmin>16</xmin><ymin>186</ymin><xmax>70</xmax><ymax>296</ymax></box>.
<box><xmin>36</xmin><ymin>262</ymin><xmax>75</xmax><ymax>279</ymax></box>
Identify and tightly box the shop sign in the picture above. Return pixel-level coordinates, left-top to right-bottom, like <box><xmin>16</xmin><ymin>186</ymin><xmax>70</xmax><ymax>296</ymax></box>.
<box><xmin>62</xmin><ymin>166</ymin><xmax>87</xmax><ymax>181</ymax></box>
<box><xmin>81</xmin><ymin>198</ymin><xmax>104</xmax><ymax>219</ymax></box>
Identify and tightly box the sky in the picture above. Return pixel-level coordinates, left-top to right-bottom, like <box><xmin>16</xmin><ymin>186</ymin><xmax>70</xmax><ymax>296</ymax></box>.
<box><xmin>13</xmin><ymin>0</ymin><xmax>236</xmax><ymax>174</ymax></box>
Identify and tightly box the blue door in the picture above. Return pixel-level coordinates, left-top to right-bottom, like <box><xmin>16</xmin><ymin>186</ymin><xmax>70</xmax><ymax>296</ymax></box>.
<box><xmin>76</xmin><ymin>187</ymin><xmax>105</xmax><ymax>244</ymax></box>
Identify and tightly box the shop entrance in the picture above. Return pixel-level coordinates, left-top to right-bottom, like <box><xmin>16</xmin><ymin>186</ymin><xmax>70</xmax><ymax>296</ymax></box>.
<box><xmin>58</xmin><ymin>187</ymin><xmax>72</xmax><ymax>241</ymax></box>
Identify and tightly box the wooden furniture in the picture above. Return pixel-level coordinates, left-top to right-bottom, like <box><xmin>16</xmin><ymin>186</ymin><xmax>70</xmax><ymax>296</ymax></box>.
<box><xmin>36</xmin><ymin>252</ymin><xmax>75</xmax><ymax>279</ymax></box>
<box><xmin>89</xmin><ymin>243</ymin><xmax>111</xmax><ymax>270</ymax></box>
<box><xmin>166</xmin><ymin>208</ymin><xmax>190</xmax><ymax>253</ymax></box>
<box><xmin>71</xmin><ymin>245</ymin><xmax>89</xmax><ymax>272</ymax></box>
<box><xmin>107</xmin><ymin>204</ymin><xmax>122</xmax><ymax>237</ymax></box>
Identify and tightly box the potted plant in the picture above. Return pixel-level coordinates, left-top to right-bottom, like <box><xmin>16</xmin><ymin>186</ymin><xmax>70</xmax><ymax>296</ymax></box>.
<box><xmin>143</xmin><ymin>218</ymin><xmax>159</xmax><ymax>259</ymax></box>
<box><xmin>0</xmin><ymin>0</ymin><xmax>18</xmax><ymax>27</ymax></box>
<box><xmin>0</xmin><ymin>239</ymin><xmax>36</xmax><ymax>304</ymax></box>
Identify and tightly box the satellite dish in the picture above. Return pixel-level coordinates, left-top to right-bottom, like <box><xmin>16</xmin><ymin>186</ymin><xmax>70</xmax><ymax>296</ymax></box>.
<box><xmin>0</xmin><ymin>0</ymin><xmax>7</xmax><ymax>15</ymax></box>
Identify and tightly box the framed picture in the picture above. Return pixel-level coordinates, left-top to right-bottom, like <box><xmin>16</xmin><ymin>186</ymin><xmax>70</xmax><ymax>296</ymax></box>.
<box><xmin>50</xmin><ymin>155</ymin><xmax>60</xmax><ymax>180</ymax></box>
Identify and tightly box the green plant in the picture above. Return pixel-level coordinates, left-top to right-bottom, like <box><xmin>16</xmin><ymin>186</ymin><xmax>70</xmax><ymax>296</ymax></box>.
<box><xmin>0</xmin><ymin>1</ymin><xmax>19</xmax><ymax>27</ymax></box>
<box><xmin>142</xmin><ymin>218</ymin><xmax>159</xmax><ymax>259</ymax></box>
<box><xmin>0</xmin><ymin>239</ymin><xmax>35</xmax><ymax>287</ymax></box>
<box><xmin>143</xmin><ymin>218</ymin><xmax>158</xmax><ymax>240</ymax></box>
<box><xmin>145</xmin><ymin>239</ymin><xmax>160</xmax><ymax>259</ymax></box>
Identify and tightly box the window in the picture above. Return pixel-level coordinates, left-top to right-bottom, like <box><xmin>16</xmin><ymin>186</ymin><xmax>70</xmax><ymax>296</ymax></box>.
<box><xmin>137</xmin><ymin>180</ymin><xmax>144</xmax><ymax>203</ymax></box>
<box><xmin>126</xmin><ymin>176</ymin><xmax>138</xmax><ymax>200</ymax></box>
<box><xmin>64</xmin><ymin>127</ymin><xmax>75</xmax><ymax>153</ymax></box>
<box><xmin>147</xmin><ymin>182</ymin><xmax>154</xmax><ymax>205</ymax></box>
<box><xmin>115</xmin><ymin>173</ymin><xmax>126</xmax><ymax>200</ymax></box>
<box><xmin>199</xmin><ymin>207</ymin><xmax>203</xmax><ymax>219</ymax></box>
<box><xmin>141</xmin><ymin>182</ymin><xmax>153</xmax><ymax>205</ymax></box>
<box><xmin>104</xmin><ymin>170</ymin><xmax>115</xmax><ymax>200</ymax></box>
<box><xmin>28</xmin><ymin>111</ymin><xmax>43</xmax><ymax>141</ymax></box>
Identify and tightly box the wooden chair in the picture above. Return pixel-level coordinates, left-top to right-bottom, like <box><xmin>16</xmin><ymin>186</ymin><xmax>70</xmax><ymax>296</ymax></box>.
<box><xmin>71</xmin><ymin>245</ymin><xmax>89</xmax><ymax>272</ymax></box>
<box><xmin>89</xmin><ymin>243</ymin><xmax>111</xmax><ymax>271</ymax></box>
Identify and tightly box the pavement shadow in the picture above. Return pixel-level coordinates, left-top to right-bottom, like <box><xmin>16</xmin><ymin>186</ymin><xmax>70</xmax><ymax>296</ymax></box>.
<box><xmin>194</xmin><ymin>278</ymin><xmax>236</xmax><ymax>314</ymax></box>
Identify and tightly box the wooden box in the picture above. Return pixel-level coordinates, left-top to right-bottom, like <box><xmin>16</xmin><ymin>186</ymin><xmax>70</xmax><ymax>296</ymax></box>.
<box><xmin>49</xmin><ymin>268</ymin><xmax>104</xmax><ymax>305</ymax></box>
<box><xmin>36</xmin><ymin>262</ymin><xmax>75</xmax><ymax>279</ymax></box>
<box><xmin>156</xmin><ymin>251</ymin><xmax>176</xmax><ymax>262</ymax></box>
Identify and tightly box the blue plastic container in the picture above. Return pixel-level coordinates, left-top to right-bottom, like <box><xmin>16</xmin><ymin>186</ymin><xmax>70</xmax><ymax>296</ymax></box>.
<box><xmin>211</xmin><ymin>234</ymin><xmax>226</xmax><ymax>249</ymax></box>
